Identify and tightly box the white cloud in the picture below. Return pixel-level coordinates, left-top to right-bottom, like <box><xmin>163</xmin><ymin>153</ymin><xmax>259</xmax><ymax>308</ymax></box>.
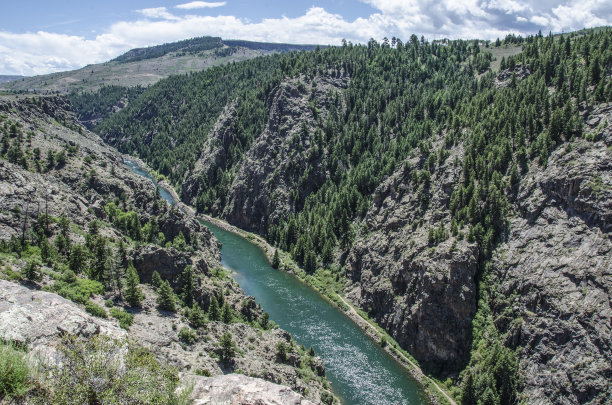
<box><xmin>0</xmin><ymin>1</ymin><xmax>610</xmax><ymax>75</ymax></box>
<box><xmin>176</xmin><ymin>1</ymin><xmax>227</xmax><ymax>9</ymax></box>
<box><xmin>138</xmin><ymin>7</ymin><xmax>180</xmax><ymax>20</ymax></box>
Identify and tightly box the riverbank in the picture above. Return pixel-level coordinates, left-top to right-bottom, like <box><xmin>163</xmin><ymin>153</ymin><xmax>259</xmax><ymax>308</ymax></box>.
<box><xmin>198</xmin><ymin>214</ymin><xmax>456</xmax><ymax>405</ymax></box>
<box><xmin>125</xmin><ymin>158</ymin><xmax>455</xmax><ymax>405</ymax></box>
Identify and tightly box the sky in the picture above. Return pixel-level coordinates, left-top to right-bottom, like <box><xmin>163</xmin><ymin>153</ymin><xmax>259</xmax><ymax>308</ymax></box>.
<box><xmin>1</xmin><ymin>0</ymin><xmax>610</xmax><ymax>76</ymax></box>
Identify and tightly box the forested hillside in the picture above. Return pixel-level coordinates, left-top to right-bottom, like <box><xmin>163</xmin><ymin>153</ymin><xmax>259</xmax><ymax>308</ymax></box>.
<box><xmin>0</xmin><ymin>95</ymin><xmax>334</xmax><ymax>404</ymax></box>
<box><xmin>78</xmin><ymin>29</ymin><xmax>612</xmax><ymax>405</ymax></box>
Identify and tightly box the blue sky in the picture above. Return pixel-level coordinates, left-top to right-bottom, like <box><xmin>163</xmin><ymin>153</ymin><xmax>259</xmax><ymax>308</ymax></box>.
<box><xmin>1</xmin><ymin>0</ymin><xmax>610</xmax><ymax>76</ymax></box>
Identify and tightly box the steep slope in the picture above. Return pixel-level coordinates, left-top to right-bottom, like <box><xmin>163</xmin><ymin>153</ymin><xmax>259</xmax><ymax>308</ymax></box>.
<box><xmin>186</xmin><ymin>73</ymin><xmax>349</xmax><ymax>232</ymax></box>
<box><xmin>0</xmin><ymin>94</ymin><xmax>333</xmax><ymax>404</ymax></box>
<box><xmin>487</xmin><ymin>108</ymin><xmax>612</xmax><ymax>404</ymax></box>
<box><xmin>83</xmin><ymin>28</ymin><xmax>612</xmax><ymax>405</ymax></box>
<box><xmin>345</xmin><ymin>136</ymin><xmax>478</xmax><ymax>368</ymax></box>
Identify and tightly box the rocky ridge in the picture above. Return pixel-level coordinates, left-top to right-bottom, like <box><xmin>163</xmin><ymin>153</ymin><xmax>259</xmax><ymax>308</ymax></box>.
<box><xmin>487</xmin><ymin>103</ymin><xmax>612</xmax><ymax>404</ymax></box>
<box><xmin>345</xmin><ymin>136</ymin><xmax>478</xmax><ymax>368</ymax></box>
<box><xmin>183</xmin><ymin>72</ymin><xmax>350</xmax><ymax>234</ymax></box>
<box><xmin>0</xmin><ymin>94</ymin><xmax>332</xmax><ymax>404</ymax></box>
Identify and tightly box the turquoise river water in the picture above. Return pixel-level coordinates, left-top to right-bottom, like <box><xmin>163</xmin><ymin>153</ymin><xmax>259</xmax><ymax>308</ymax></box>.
<box><xmin>125</xmin><ymin>159</ymin><xmax>428</xmax><ymax>405</ymax></box>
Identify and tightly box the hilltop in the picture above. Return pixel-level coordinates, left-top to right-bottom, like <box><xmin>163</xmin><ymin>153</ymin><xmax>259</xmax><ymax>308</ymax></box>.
<box><xmin>0</xmin><ymin>36</ymin><xmax>320</xmax><ymax>94</ymax></box>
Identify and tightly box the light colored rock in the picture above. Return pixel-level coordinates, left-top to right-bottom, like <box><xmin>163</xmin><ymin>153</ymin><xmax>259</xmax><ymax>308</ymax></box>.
<box><xmin>189</xmin><ymin>374</ymin><xmax>315</xmax><ymax>405</ymax></box>
<box><xmin>0</xmin><ymin>279</ymin><xmax>126</xmax><ymax>361</ymax></box>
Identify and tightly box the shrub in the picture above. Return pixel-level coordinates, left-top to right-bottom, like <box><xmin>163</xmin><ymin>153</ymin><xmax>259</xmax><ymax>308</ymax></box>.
<box><xmin>50</xmin><ymin>278</ymin><xmax>105</xmax><ymax>304</ymax></box>
<box><xmin>110</xmin><ymin>308</ymin><xmax>134</xmax><ymax>330</ymax></box>
<box><xmin>195</xmin><ymin>368</ymin><xmax>211</xmax><ymax>377</ymax></box>
<box><xmin>178</xmin><ymin>327</ymin><xmax>197</xmax><ymax>345</ymax></box>
<box><xmin>62</xmin><ymin>269</ymin><xmax>77</xmax><ymax>283</ymax></box>
<box><xmin>0</xmin><ymin>342</ymin><xmax>30</xmax><ymax>400</ymax></box>
<box><xmin>85</xmin><ymin>301</ymin><xmax>107</xmax><ymax>319</ymax></box>
<box><xmin>276</xmin><ymin>341</ymin><xmax>288</xmax><ymax>362</ymax></box>
<box><xmin>104</xmin><ymin>299</ymin><xmax>114</xmax><ymax>308</ymax></box>
<box><xmin>45</xmin><ymin>335</ymin><xmax>181</xmax><ymax>404</ymax></box>
<box><xmin>320</xmin><ymin>391</ymin><xmax>334</xmax><ymax>405</ymax></box>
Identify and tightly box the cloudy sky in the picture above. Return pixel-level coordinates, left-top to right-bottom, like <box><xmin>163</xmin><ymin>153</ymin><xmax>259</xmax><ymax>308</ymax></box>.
<box><xmin>1</xmin><ymin>0</ymin><xmax>610</xmax><ymax>76</ymax></box>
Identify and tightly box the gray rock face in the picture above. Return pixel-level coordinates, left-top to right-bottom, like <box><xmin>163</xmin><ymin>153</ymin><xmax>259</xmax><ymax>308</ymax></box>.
<box><xmin>345</xmin><ymin>138</ymin><xmax>479</xmax><ymax>366</ymax></box>
<box><xmin>189</xmin><ymin>374</ymin><xmax>315</xmax><ymax>405</ymax></box>
<box><xmin>221</xmin><ymin>74</ymin><xmax>349</xmax><ymax>234</ymax></box>
<box><xmin>0</xmin><ymin>279</ymin><xmax>126</xmax><ymax>361</ymax></box>
<box><xmin>181</xmin><ymin>101</ymin><xmax>239</xmax><ymax>208</ymax></box>
<box><xmin>489</xmin><ymin>126</ymin><xmax>612</xmax><ymax>404</ymax></box>
<box><xmin>182</xmin><ymin>73</ymin><xmax>350</xmax><ymax>234</ymax></box>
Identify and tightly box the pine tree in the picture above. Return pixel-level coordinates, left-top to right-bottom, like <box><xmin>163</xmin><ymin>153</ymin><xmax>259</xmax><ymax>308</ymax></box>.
<box><xmin>23</xmin><ymin>259</ymin><xmax>41</xmax><ymax>281</ymax></box>
<box><xmin>272</xmin><ymin>249</ymin><xmax>280</xmax><ymax>269</ymax></box>
<box><xmin>124</xmin><ymin>263</ymin><xmax>143</xmax><ymax>307</ymax></box>
<box><xmin>69</xmin><ymin>243</ymin><xmax>88</xmax><ymax>274</ymax></box>
<box><xmin>219</xmin><ymin>332</ymin><xmax>235</xmax><ymax>361</ymax></box>
<box><xmin>151</xmin><ymin>270</ymin><xmax>163</xmax><ymax>288</ymax></box>
<box><xmin>208</xmin><ymin>295</ymin><xmax>220</xmax><ymax>321</ymax></box>
<box><xmin>260</xmin><ymin>312</ymin><xmax>270</xmax><ymax>329</ymax></box>
<box><xmin>182</xmin><ymin>265</ymin><xmax>195</xmax><ymax>308</ymax></box>
<box><xmin>221</xmin><ymin>302</ymin><xmax>233</xmax><ymax>323</ymax></box>
<box><xmin>189</xmin><ymin>303</ymin><xmax>207</xmax><ymax>328</ymax></box>
<box><xmin>157</xmin><ymin>280</ymin><xmax>176</xmax><ymax>312</ymax></box>
<box><xmin>304</xmin><ymin>251</ymin><xmax>317</xmax><ymax>273</ymax></box>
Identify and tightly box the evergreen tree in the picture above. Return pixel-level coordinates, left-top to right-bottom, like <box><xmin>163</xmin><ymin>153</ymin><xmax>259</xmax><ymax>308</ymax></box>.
<box><xmin>304</xmin><ymin>251</ymin><xmax>317</xmax><ymax>273</ymax></box>
<box><xmin>182</xmin><ymin>265</ymin><xmax>195</xmax><ymax>308</ymax></box>
<box><xmin>189</xmin><ymin>303</ymin><xmax>207</xmax><ymax>328</ymax></box>
<box><xmin>151</xmin><ymin>270</ymin><xmax>163</xmax><ymax>289</ymax></box>
<box><xmin>23</xmin><ymin>258</ymin><xmax>41</xmax><ymax>281</ymax></box>
<box><xmin>124</xmin><ymin>263</ymin><xmax>143</xmax><ymax>307</ymax></box>
<box><xmin>157</xmin><ymin>280</ymin><xmax>176</xmax><ymax>312</ymax></box>
<box><xmin>221</xmin><ymin>302</ymin><xmax>233</xmax><ymax>323</ymax></box>
<box><xmin>219</xmin><ymin>332</ymin><xmax>235</xmax><ymax>361</ymax></box>
<box><xmin>208</xmin><ymin>295</ymin><xmax>220</xmax><ymax>321</ymax></box>
<box><xmin>272</xmin><ymin>249</ymin><xmax>280</xmax><ymax>269</ymax></box>
<box><xmin>69</xmin><ymin>243</ymin><xmax>88</xmax><ymax>274</ymax></box>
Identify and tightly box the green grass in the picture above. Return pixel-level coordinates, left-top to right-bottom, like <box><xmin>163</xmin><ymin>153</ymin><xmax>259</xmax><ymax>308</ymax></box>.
<box><xmin>46</xmin><ymin>277</ymin><xmax>105</xmax><ymax>304</ymax></box>
<box><xmin>85</xmin><ymin>301</ymin><xmax>108</xmax><ymax>319</ymax></box>
<box><xmin>0</xmin><ymin>341</ymin><xmax>31</xmax><ymax>400</ymax></box>
<box><xmin>109</xmin><ymin>308</ymin><xmax>134</xmax><ymax>330</ymax></box>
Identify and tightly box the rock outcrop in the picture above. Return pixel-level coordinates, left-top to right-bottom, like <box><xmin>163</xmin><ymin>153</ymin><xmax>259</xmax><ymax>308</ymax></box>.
<box><xmin>487</xmin><ymin>106</ymin><xmax>612</xmax><ymax>404</ymax></box>
<box><xmin>0</xmin><ymin>279</ymin><xmax>126</xmax><ymax>361</ymax></box>
<box><xmin>182</xmin><ymin>73</ymin><xmax>350</xmax><ymax>234</ymax></box>
<box><xmin>345</xmin><ymin>137</ymin><xmax>479</xmax><ymax>367</ymax></box>
<box><xmin>189</xmin><ymin>374</ymin><xmax>315</xmax><ymax>405</ymax></box>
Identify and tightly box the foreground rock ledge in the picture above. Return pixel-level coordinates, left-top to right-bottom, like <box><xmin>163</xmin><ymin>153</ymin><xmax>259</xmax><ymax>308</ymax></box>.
<box><xmin>0</xmin><ymin>280</ymin><xmax>316</xmax><ymax>405</ymax></box>
<box><xmin>189</xmin><ymin>374</ymin><xmax>315</xmax><ymax>405</ymax></box>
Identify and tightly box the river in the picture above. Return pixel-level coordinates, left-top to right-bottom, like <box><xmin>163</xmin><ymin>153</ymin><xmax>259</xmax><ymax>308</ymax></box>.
<box><xmin>125</xmin><ymin>159</ymin><xmax>428</xmax><ymax>405</ymax></box>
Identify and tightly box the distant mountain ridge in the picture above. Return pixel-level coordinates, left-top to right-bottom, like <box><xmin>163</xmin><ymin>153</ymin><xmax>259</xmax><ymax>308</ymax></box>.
<box><xmin>111</xmin><ymin>36</ymin><xmax>321</xmax><ymax>64</ymax></box>
<box><xmin>0</xmin><ymin>75</ymin><xmax>25</xmax><ymax>84</ymax></box>
<box><xmin>0</xmin><ymin>36</ymin><xmax>322</xmax><ymax>94</ymax></box>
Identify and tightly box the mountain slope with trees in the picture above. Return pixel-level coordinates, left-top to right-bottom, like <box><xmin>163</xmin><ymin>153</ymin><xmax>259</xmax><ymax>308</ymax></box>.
<box><xmin>80</xmin><ymin>28</ymin><xmax>612</xmax><ymax>405</ymax></box>
<box><xmin>0</xmin><ymin>94</ymin><xmax>334</xmax><ymax>404</ymax></box>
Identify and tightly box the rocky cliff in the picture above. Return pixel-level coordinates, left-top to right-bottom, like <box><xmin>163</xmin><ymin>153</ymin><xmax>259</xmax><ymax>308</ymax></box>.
<box><xmin>345</xmin><ymin>136</ymin><xmax>478</xmax><ymax>368</ymax></box>
<box><xmin>183</xmin><ymin>72</ymin><xmax>349</xmax><ymax>234</ymax></box>
<box><xmin>0</xmin><ymin>94</ymin><xmax>332</xmax><ymax>404</ymax></box>
<box><xmin>487</xmin><ymin>103</ymin><xmax>612</xmax><ymax>404</ymax></box>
